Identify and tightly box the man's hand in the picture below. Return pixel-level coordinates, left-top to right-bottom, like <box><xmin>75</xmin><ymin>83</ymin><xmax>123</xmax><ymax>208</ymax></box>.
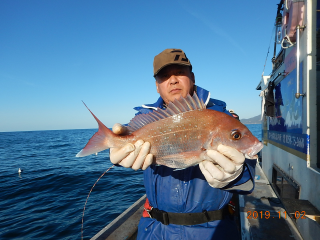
<box><xmin>109</xmin><ymin>123</ymin><xmax>153</xmax><ymax>170</ymax></box>
<box><xmin>199</xmin><ymin>145</ymin><xmax>245</xmax><ymax>188</ymax></box>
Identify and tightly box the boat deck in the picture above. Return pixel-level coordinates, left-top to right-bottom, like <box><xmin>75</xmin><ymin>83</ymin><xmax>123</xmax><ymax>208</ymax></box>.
<box><xmin>91</xmin><ymin>161</ymin><xmax>306</xmax><ymax>240</ymax></box>
<box><xmin>240</xmin><ymin>162</ymin><xmax>303</xmax><ymax>240</ymax></box>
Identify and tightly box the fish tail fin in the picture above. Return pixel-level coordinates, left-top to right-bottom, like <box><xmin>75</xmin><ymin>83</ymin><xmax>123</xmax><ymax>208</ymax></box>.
<box><xmin>76</xmin><ymin>102</ymin><xmax>117</xmax><ymax>157</ymax></box>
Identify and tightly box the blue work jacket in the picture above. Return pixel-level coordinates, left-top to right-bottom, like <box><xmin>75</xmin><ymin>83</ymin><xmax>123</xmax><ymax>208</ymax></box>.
<box><xmin>134</xmin><ymin>86</ymin><xmax>256</xmax><ymax>240</ymax></box>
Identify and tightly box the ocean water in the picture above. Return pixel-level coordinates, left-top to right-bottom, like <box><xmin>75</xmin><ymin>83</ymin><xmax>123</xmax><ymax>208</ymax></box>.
<box><xmin>0</xmin><ymin>124</ymin><xmax>261</xmax><ymax>240</ymax></box>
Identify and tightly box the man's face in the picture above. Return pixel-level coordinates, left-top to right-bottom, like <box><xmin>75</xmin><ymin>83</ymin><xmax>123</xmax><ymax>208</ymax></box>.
<box><xmin>155</xmin><ymin>65</ymin><xmax>195</xmax><ymax>104</ymax></box>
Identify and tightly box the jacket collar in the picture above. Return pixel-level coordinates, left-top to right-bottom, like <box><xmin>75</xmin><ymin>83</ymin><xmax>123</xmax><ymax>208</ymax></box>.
<box><xmin>136</xmin><ymin>85</ymin><xmax>211</xmax><ymax>111</ymax></box>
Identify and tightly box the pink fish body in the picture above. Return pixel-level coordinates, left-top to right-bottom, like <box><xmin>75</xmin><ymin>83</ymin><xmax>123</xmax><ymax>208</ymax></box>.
<box><xmin>76</xmin><ymin>93</ymin><xmax>263</xmax><ymax>168</ymax></box>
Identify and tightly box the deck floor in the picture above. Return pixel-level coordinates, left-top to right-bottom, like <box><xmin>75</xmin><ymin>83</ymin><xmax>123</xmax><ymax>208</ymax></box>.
<box><xmin>239</xmin><ymin>161</ymin><xmax>303</xmax><ymax>240</ymax></box>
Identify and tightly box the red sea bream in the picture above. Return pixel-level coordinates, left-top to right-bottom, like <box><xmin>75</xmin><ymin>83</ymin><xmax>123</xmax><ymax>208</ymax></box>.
<box><xmin>76</xmin><ymin>93</ymin><xmax>263</xmax><ymax>168</ymax></box>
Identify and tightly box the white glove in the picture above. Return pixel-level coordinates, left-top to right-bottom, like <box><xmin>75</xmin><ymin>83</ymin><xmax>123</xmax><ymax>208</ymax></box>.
<box><xmin>109</xmin><ymin>123</ymin><xmax>153</xmax><ymax>170</ymax></box>
<box><xmin>199</xmin><ymin>144</ymin><xmax>245</xmax><ymax>188</ymax></box>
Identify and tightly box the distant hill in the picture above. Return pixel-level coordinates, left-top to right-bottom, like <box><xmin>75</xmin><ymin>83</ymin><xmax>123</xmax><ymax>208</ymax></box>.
<box><xmin>240</xmin><ymin>115</ymin><xmax>261</xmax><ymax>124</ymax></box>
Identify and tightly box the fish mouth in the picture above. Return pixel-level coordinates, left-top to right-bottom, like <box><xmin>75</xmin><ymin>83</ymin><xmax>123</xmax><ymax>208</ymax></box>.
<box><xmin>245</xmin><ymin>142</ymin><xmax>263</xmax><ymax>159</ymax></box>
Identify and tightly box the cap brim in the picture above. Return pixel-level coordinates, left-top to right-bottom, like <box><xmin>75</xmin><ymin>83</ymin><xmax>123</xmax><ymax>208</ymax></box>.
<box><xmin>153</xmin><ymin>62</ymin><xmax>192</xmax><ymax>77</ymax></box>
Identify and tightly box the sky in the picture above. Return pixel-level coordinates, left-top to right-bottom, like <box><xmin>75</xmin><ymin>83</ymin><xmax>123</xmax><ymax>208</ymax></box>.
<box><xmin>0</xmin><ymin>0</ymin><xmax>280</xmax><ymax>132</ymax></box>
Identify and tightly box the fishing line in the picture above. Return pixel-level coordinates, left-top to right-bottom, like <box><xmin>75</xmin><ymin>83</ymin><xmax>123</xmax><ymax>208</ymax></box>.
<box><xmin>81</xmin><ymin>164</ymin><xmax>115</xmax><ymax>240</ymax></box>
<box><xmin>261</xmin><ymin>25</ymin><xmax>276</xmax><ymax>78</ymax></box>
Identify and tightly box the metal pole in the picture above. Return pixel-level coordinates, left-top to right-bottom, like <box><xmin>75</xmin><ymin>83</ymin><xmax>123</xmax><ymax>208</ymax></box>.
<box><xmin>272</xmin><ymin>27</ymin><xmax>277</xmax><ymax>70</ymax></box>
<box><xmin>296</xmin><ymin>25</ymin><xmax>300</xmax><ymax>98</ymax></box>
<box><xmin>295</xmin><ymin>25</ymin><xmax>306</xmax><ymax>99</ymax></box>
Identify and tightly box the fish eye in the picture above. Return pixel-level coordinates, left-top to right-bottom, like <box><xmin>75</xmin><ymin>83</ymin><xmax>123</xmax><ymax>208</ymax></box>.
<box><xmin>231</xmin><ymin>131</ymin><xmax>241</xmax><ymax>140</ymax></box>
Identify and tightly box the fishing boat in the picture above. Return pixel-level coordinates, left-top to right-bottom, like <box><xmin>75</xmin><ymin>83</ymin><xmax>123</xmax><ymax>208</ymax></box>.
<box><xmin>90</xmin><ymin>1</ymin><xmax>320</xmax><ymax>239</ymax></box>
<box><xmin>254</xmin><ymin>0</ymin><xmax>320</xmax><ymax>239</ymax></box>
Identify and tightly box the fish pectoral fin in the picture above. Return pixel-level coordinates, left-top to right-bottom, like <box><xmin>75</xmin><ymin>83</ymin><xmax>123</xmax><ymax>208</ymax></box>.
<box><xmin>156</xmin><ymin>151</ymin><xmax>206</xmax><ymax>169</ymax></box>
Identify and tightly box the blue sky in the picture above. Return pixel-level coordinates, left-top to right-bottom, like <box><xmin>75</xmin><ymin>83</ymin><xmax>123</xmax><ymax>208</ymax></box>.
<box><xmin>0</xmin><ymin>0</ymin><xmax>279</xmax><ymax>132</ymax></box>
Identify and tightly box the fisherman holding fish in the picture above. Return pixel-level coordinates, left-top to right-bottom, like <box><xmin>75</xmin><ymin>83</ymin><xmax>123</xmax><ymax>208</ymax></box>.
<box><xmin>77</xmin><ymin>49</ymin><xmax>262</xmax><ymax>239</ymax></box>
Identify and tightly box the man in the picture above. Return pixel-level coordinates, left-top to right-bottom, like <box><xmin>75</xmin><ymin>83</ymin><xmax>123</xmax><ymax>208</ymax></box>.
<box><xmin>110</xmin><ymin>49</ymin><xmax>255</xmax><ymax>239</ymax></box>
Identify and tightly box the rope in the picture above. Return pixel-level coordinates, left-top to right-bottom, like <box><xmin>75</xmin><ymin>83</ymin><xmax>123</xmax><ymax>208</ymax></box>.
<box><xmin>81</xmin><ymin>164</ymin><xmax>115</xmax><ymax>240</ymax></box>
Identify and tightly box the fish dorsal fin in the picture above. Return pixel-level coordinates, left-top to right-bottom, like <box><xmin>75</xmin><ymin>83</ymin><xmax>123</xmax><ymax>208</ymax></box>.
<box><xmin>127</xmin><ymin>92</ymin><xmax>206</xmax><ymax>132</ymax></box>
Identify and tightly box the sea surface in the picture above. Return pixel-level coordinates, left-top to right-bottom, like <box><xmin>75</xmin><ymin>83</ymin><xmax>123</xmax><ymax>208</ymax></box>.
<box><xmin>0</xmin><ymin>124</ymin><xmax>261</xmax><ymax>240</ymax></box>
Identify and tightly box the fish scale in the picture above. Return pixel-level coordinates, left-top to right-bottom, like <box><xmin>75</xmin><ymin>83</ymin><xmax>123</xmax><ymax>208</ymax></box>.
<box><xmin>128</xmin><ymin>110</ymin><xmax>215</xmax><ymax>168</ymax></box>
<box><xmin>133</xmin><ymin>112</ymin><xmax>209</xmax><ymax>153</ymax></box>
<box><xmin>76</xmin><ymin>93</ymin><xmax>263</xmax><ymax>168</ymax></box>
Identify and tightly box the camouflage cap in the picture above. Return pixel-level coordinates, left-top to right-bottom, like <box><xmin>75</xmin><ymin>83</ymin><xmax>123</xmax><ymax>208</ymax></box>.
<box><xmin>153</xmin><ymin>49</ymin><xmax>192</xmax><ymax>77</ymax></box>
